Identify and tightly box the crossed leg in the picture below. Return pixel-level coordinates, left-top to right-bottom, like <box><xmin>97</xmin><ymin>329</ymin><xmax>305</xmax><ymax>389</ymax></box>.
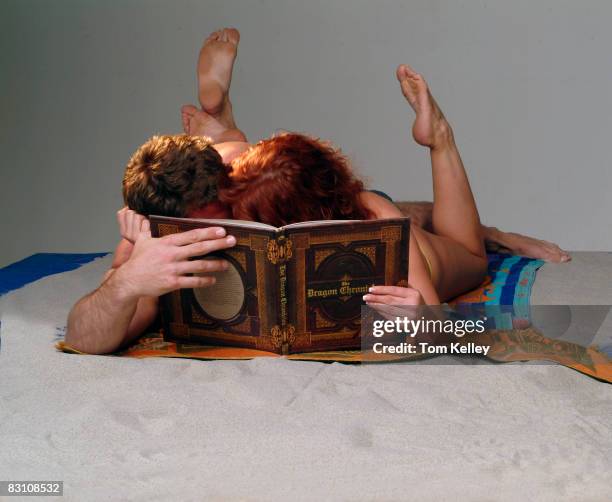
<box><xmin>181</xmin><ymin>27</ymin><xmax>248</xmax><ymax>146</ymax></box>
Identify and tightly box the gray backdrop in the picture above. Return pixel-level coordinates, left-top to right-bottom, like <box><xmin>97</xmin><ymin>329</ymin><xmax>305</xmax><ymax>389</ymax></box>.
<box><xmin>1</xmin><ymin>0</ymin><xmax>611</xmax><ymax>267</ymax></box>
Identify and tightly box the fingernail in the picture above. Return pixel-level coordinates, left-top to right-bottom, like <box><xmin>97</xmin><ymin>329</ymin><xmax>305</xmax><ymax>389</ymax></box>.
<box><xmin>226</xmin><ymin>235</ymin><xmax>236</xmax><ymax>245</ymax></box>
<box><xmin>215</xmin><ymin>228</ymin><xmax>226</xmax><ymax>237</ymax></box>
<box><xmin>368</xmin><ymin>287</ymin><xmax>375</xmax><ymax>293</ymax></box>
<box><xmin>363</xmin><ymin>295</ymin><xmax>371</xmax><ymax>301</ymax></box>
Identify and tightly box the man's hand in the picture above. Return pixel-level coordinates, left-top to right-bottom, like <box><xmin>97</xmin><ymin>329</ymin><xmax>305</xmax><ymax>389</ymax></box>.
<box><xmin>117</xmin><ymin>207</ymin><xmax>148</xmax><ymax>244</ymax></box>
<box><xmin>111</xmin><ymin>221</ymin><xmax>236</xmax><ymax>299</ymax></box>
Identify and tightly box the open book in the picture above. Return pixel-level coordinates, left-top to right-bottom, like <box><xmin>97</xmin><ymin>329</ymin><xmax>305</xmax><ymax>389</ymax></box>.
<box><xmin>150</xmin><ymin>215</ymin><xmax>410</xmax><ymax>354</ymax></box>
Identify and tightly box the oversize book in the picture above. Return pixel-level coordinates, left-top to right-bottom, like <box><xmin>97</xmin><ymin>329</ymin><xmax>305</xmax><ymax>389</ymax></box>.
<box><xmin>150</xmin><ymin>216</ymin><xmax>410</xmax><ymax>354</ymax></box>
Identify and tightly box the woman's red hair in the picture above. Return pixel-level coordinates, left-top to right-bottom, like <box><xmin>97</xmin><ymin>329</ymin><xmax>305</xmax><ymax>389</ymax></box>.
<box><xmin>219</xmin><ymin>133</ymin><xmax>372</xmax><ymax>226</ymax></box>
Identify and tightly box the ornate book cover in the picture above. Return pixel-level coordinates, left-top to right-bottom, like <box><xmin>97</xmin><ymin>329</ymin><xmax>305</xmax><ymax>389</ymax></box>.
<box><xmin>150</xmin><ymin>216</ymin><xmax>410</xmax><ymax>355</ymax></box>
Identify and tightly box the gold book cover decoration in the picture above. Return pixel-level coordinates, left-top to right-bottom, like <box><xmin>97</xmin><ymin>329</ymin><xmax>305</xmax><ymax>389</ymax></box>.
<box><xmin>150</xmin><ymin>216</ymin><xmax>410</xmax><ymax>354</ymax></box>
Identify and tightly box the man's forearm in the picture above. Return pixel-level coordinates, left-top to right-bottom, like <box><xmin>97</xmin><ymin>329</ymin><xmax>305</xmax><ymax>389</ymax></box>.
<box><xmin>65</xmin><ymin>270</ymin><xmax>139</xmax><ymax>354</ymax></box>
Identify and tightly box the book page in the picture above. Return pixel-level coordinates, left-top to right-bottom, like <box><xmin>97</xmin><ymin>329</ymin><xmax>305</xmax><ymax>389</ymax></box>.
<box><xmin>281</xmin><ymin>220</ymin><xmax>359</xmax><ymax>230</ymax></box>
<box><xmin>176</xmin><ymin>218</ymin><xmax>278</xmax><ymax>231</ymax></box>
<box><xmin>282</xmin><ymin>218</ymin><xmax>410</xmax><ymax>230</ymax></box>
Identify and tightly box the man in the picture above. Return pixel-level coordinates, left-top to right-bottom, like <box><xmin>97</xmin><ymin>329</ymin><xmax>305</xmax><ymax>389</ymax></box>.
<box><xmin>65</xmin><ymin>28</ymin><xmax>569</xmax><ymax>354</ymax></box>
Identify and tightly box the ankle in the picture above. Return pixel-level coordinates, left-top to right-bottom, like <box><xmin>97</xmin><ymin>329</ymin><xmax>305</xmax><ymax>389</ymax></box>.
<box><xmin>430</xmin><ymin>120</ymin><xmax>454</xmax><ymax>152</ymax></box>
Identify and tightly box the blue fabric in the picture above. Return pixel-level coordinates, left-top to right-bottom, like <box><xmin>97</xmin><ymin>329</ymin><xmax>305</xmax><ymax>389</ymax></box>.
<box><xmin>369</xmin><ymin>189</ymin><xmax>394</xmax><ymax>202</ymax></box>
<box><xmin>0</xmin><ymin>253</ymin><xmax>109</xmax><ymax>296</ymax></box>
<box><xmin>483</xmin><ymin>254</ymin><xmax>544</xmax><ymax>308</ymax></box>
<box><xmin>500</xmin><ymin>256</ymin><xmax>529</xmax><ymax>305</ymax></box>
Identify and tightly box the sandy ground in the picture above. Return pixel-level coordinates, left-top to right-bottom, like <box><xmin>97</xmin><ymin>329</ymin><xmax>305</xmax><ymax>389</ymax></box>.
<box><xmin>1</xmin><ymin>254</ymin><xmax>611</xmax><ymax>501</ymax></box>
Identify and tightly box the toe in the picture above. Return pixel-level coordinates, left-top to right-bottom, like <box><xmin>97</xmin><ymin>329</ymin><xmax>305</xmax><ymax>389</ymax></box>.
<box><xmin>181</xmin><ymin>104</ymin><xmax>198</xmax><ymax>116</ymax></box>
<box><xmin>181</xmin><ymin>114</ymin><xmax>190</xmax><ymax>134</ymax></box>
<box><xmin>207</xmin><ymin>30</ymin><xmax>221</xmax><ymax>42</ymax></box>
<box><xmin>396</xmin><ymin>64</ymin><xmax>409</xmax><ymax>81</ymax></box>
<box><xmin>397</xmin><ymin>65</ymin><xmax>427</xmax><ymax>96</ymax></box>
<box><xmin>412</xmin><ymin>77</ymin><xmax>430</xmax><ymax>105</ymax></box>
<box><xmin>226</xmin><ymin>27</ymin><xmax>240</xmax><ymax>44</ymax></box>
<box><xmin>558</xmin><ymin>249</ymin><xmax>572</xmax><ymax>262</ymax></box>
<box><xmin>401</xmin><ymin>64</ymin><xmax>420</xmax><ymax>78</ymax></box>
<box><xmin>541</xmin><ymin>242</ymin><xmax>571</xmax><ymax>263</ymax></box>
<box><xmin>181</xmin><ymin>105</ymin><xmax>198</xmax><ymax>133</ymax></box>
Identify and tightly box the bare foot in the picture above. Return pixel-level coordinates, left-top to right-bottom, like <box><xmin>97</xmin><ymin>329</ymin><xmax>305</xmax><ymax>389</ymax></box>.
<box><xmin>181</xmin><ymin>104</ymin><xmax>247</xmax><ymax>143</ymax></box>
<box><xmin>396</xmin><ymin>64</ymin><xmax>451</xmax><ymax>149</ymax></box>
<box><xmin>181</xmin><ymin>105</ymin><xmax>228</xmax><ymax>141</ymax></box>
<box><xmin>486</xmin><ymin>227</ymin><xmax>571</xmax><ymax>263</ymax></box>
<box><xmin>198</xmin><ymin>27</ymin><xmax>240</xmax><ymax>117</ymax></box>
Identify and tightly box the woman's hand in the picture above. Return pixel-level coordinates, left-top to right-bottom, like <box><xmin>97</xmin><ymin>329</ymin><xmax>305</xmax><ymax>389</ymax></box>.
<box><xmin>363</xmin><ymin>285</ymin><xmax>425</xmax><ymax>320</ymax></box>
<box><xmin>363</xmin><ymin>285</ymin><xmax>424</xmax><ymax>306</ymax></box>
<box><xmin>117</xmin><ymin>207</ymin><xmax>150</xmax><ymax>244</ymax></box>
